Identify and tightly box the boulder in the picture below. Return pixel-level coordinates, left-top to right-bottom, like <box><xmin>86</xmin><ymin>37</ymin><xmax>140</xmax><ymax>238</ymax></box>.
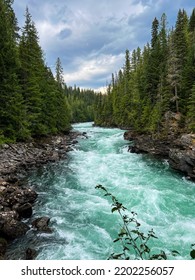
<box><xmin>14</xmin><ymin>203</ymin><xmax>33</xmax><ymax>218</ymax></box>
<box><xmin>168</xmin><ymin>133</ymin><xmax>195</xmax><ymax>179</ymax></box>
<box><xmin>32</xmin><ymin>217</ymin><xmax>52</xmax><ymax>233</ymax></box>
<box><xmin>9</xmin><ymin>188</ymin><xmax>37</xmax><ymax>206</ymax></box>
<box><xmin>0</xmin><ymin>238</ymin><xmax>7</xmax><ymax>256</ymax></box>
<box><xmin>1</xmin><ymin>219</ymin><xmax>29</xmax><ymax>239</ymax></box>
<box><xmin>0</xmin><ymin>210</ymin><xmax>19</xmax><ymax>221</ymax></box>
<box><xmin>124</xmin><ymin>131</ymin><xmax>138</xmax><ymax>141</ymax></box>
<box><xmin>169</xmin><ymin>149</ymin><xmax>195</xmax><ymax>179</ymax></box>
<box><xmin>25</xmin><ymin>247</ymin><xmax>37</xmax><ymax>260</ymax></box>
<box><xmin>128</xmin><ymin>134</ymin><xmax>171</xmax><ymax>158</ymax></box>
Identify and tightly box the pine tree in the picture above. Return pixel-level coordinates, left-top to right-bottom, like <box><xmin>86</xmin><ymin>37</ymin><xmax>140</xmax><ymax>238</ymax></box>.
<box><xmin>94</xmin><ymin>8</ymin><xmax>195</xmax><ymax>135</ymax></box>
<box><xmin>189</xmin><ymin>8</ymin><xmax>195</xmax><ymax>32</ymax></box>
<box><xmin>0</xmin><ymin>0</ymin><xmax>29</xmax><ymax>142</ymax></box>
<box><xmin>54</xmin><ymin>57</ymin><xmax>71</xmax><ymax>132</ymax></box>
<box><xmin>167</xmin><ymin>32</ymin><xmax>181</xmax><ymax>113</ymax></box>
<box><xmin>145</xmin><ymin>17</ymin><xmax>161</xmax><ymax>105</ymax></box>
<box><xmin>55</xmin><ymin>57</ymin><xmax>65</xmax><ymax>88</ymax></box>
<box><xmin>174</xmin><ymin>9</ymin><xmax>189</xmax><ymax>111</ymax></box>
<box><xmin>188</xmin><ymin>83</ymin><xmax>195</xmax><ymax>132</ymax></box>
<box><xmin>18</xmin><ymin>7</ymin><xmax>46</xmax><ymax>136</ymax></box>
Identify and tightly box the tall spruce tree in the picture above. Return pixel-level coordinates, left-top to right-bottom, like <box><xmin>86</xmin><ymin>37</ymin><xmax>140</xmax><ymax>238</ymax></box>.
<box><xmin>188</xmin><ymin>83</ymin><xmax>195</xmax><ymax>132</ymax></box>
<box><xmin>145</xmin><ymin>17</ymin><xmax>160</xmax><ymax>105</ymax></box>
<box><xmin>174</xmin><ymin>9</ymin><xmax>189</xmax><ymax>111</ymax></box>
<box><xmin>18</xmin><ymin>7</ymin><xmax>46</xmax><ymax>136</ymax></box>
<box><xmin>0</xmin><ymin>0</ymin><xmax>29</xmax><ymax>142</ymax></box>
<box><xmin>189</xmin><ymin>8</ymin><xmax>195</xmax><ymax>33</ymax></box>
<box><xmin>55</xmin><ymin>57</ymin><xmax>71</xmax><ymax>132</ymax></box>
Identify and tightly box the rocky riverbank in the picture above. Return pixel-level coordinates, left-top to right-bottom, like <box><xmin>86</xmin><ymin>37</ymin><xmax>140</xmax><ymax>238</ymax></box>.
<box><xmin>124</xmin><ymin>131</ymin><xmax>195</xmax><ymax>180</ymax></box>
<box><xmin>0</xmin><ymin>130</ymin><xmax>83</xmax><ymax>259</ymax></box>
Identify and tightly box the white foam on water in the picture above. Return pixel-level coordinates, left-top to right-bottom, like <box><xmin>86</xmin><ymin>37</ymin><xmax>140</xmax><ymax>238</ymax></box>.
<box><xmin>25</xmin><ymin>122</ymin><xmax>195</xmax><ymax>260</ymax></box>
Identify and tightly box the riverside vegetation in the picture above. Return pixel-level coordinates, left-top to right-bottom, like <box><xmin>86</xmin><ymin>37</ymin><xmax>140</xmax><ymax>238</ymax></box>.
<box><xmin>95</xmin><ymin>9</ymin><xmax>195</xmax><ymax>134</ymax></box>
<box><xmin>0</xmin><ymin>0</ymin><xmax>195</xmax><ymax>259</ymax></box>
<box><xmin>0</xmin><ymin>0</ymin><xmax>96</xmax><ymax>144</ymax></box>
<box><xmin>96</xmin><ymin>185</ymin><xmax>195</xmax><ymax>260</ymax></box>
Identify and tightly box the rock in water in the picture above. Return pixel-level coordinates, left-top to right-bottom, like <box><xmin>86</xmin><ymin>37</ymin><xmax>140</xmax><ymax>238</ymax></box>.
<box><xmin>32</xmin><ymin>217</ymin><xmax>53</xmax><ymax>233</ymax></box>
<box><xmin>14</xmin><ymin>203</ymin><xmax>33</xmax><ymax>218</ymax></box>
<box><xmin>1</xmin><ymin>219</ymin><xmax>29</xmax><ymax>239</ymax></box>
<box><xmin>25</xmin><ymin>247</ymin><xmax>37</xmax><ymax>260</ymax></box>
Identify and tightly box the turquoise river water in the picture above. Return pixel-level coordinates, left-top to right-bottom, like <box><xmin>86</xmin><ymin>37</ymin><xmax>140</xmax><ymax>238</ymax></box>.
<box><xmin>7</xmin><ymin>122</ymin><xmax>195</xmax><ymax>259</ymax></box>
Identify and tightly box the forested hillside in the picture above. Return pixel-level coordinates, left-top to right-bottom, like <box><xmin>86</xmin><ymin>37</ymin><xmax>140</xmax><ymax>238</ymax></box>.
<box><xmin>0</xmin><ymin>0</ymin><xmax>96</xmax><ymax>144</ymax></box>
<box><xmin>95</xmin><ymin>9</ymin><xmax>195</xmax><ymax>135</ymax></box>
<box><xmin>65</xmin><ymin>85</ymin><xmax>97</xmax><ymax>123</ymax></box>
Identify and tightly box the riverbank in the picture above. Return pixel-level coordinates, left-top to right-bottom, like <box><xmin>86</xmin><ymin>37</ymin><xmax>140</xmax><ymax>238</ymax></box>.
<box><xmin>0</xmin><ymin>131</ymin><xmax>83</xmax><ymax>259</ymax></box>
<box><xmin>124</xmin><ymin>131</ymin><xmax>195</xmax><ymax>180</ymax></box>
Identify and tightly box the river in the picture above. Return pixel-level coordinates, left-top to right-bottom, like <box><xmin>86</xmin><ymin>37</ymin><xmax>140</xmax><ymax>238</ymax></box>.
<box><xmin>7</xmin><ymin>122</ymin><xmax>195</xmax><ymax>259</ymax></box>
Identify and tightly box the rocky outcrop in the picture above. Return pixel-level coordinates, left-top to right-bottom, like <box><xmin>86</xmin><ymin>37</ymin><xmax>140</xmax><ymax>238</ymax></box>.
<box><xmin>0</xmin><ymin>132</ymin><xmax>80</xmax><ymax>181</ymax></box>
<box><xmin>0</xmin><ymin>217</ymin><xmax>30</xmax><ymax>239</ymax></box>
<box><xmin>0</xmin><ymin>182</ymin><xmax>37</xmax><ymax>212</ymax></box>
<box><xmin>32</xmin><ymin>217</ymin><xmax>52</xmax><ymax>233</ymax></box>
<box><xmin>0</xmin><ymin>238</ymin><xmax>7</xmax><ymax>259</ymax></box>
<box><xmin>125</xmin><ymin>130</ymin><xmax>195</xmax><ymax>180</ymax></box>
<box><xmin>168</xmin><ymin>134</ymin><xmax>195</xmax><ymax>179</ymax></box>
<box><xmin>0</xmin><ymin>130</ymin><xmax>81</xmax><ymax>259</ymax></box>
<box><xmin>125</xmin><ymin>131</ymin><xmax>173</xmax><ymax>158</ymax></box>
<box><xmin>25</xmin><ymin>248</ymin><xmax>37</xmax><ymax>260</ymax></box>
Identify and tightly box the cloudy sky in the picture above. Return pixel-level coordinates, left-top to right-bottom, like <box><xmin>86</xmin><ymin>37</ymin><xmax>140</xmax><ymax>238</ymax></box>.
<box><xmin>13</xmin><ymin>0</ymin><xmax>194</xmax><ymax>92</ymax></box>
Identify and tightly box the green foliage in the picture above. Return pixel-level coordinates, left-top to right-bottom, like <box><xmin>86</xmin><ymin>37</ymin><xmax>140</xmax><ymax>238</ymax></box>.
<box><xmin>188</xmin><ymin>83</ymin><xmax>195</xmax><ymax>132</ymax></box>
<box><xmin>190</xmin><ymin>244</ymin><xmax>195</xmax><ymax>259</ymax></box>
<box><xmin>0</xmin><ymin>2</ymin><xmax>98</xmax><ymax>143</ymax></box>
<box><xmin>66</xmin><ymin>86</ymin><xmax>97</xmax><ymax>123</ymax></box>
<box><xmin>0</xmin><ymin>0</ymin><xmax>30</xmax><ymax>141</ymax></box>
<box><xmin>96</xmin><ymin>185</ymin><xmax>182</xmax><ymax>260</ymax></box>
<box><xmin>94</xmin><ymin>8</ymin><xmax>195</xmax><ymax>136</ymax></box>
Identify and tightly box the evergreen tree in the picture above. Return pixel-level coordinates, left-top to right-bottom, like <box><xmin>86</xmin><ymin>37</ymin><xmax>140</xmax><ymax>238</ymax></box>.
<box><xmin>0</xmin><ymin>0</ymin><xmax>29</xmax><ymax>142</ymax></box>
<box><xmin>18</xmin><ymin>7</ymin><xmax>45</xmax><ymax>136</ymax></box>
<box><xmin>145</xmin><ymin>17</ymin><xmax>160</xmax><ymax>105</ymax></box>
<box><xmin>174</xmin><ymin>9</ymin><xmax>189</xmax><ymax>111</ymax></box>
<box><xmin>167</xmin><ymin>32</ymin><xmax>181</xmax><ymax>113</ymax></box>
<box><xmin>188</xmin><ymin>83</ymin><xmax>195</xmax><ymax>132</ymax></box>
<box><xmin>54</xmin><ymin>57</ymin><xmax>71</xmax><ymax>132</ymax></box>
<box><xmin>94</xmin><ymin>8</ymin><xmax>195</xmax><ymax>136</ymax></box>
<box><xmin>189</xmin><ymin>8</ymin><xmax>195</xmax><ymax>32</ymax></box>
<box><xmin>55</xmin><ymin>57</ymin><xmax>65</xmax><ymax>88</ymax></box>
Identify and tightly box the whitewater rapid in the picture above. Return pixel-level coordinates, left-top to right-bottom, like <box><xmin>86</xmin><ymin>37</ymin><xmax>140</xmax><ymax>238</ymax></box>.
<box><xmin>7</xmin><ymin>122</ymin><xmax>195</xmax><ymax>259</ymax></box>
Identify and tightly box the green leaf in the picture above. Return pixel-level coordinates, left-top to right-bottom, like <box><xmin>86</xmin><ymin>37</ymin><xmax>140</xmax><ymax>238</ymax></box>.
<box><xmin>131</xmin><ymin>230</ymin><xmax>139</xmax><ymax>234</ymax></box>
<box><xmin>104</xmin><ymin>193</ymin><xmax>111</xmax><ymax>197</ymax></box>
<box><xmin>95</xmin><ymin>185</ymin><xmax>107</xmax><ymax>192</ymax></box>
<box><xmin>190</xmin><ymin>249</ymin><xmax>195</xmax><ymax>259</ymax></box>
<box><xmin>150</xmin><ymin>233</ymin><xmax>158</xmax><ymax>239</ymax></box>
<box><xmin>172</xmin><ymin>250</ymin><xmax>180</xmax><ymax>256</ymax></box>
<box><xmin>112</xmin><ymin>253</ymin><xmax>124</xmax><ymax>259</ymax></box>
<box><xmin>123</xmin><ymin>246</ymin><xmax>130</xmax><ymax>251</ymax></box>
<box><xmin>113</xmin><ymin>238</ymin><xmax>120</xmax><ymax>243</ymax></box>
<box><xmin>119</xmin><ymin>228</ymin><xmax>127</xmax><ymax>236</ymax></box>
<box><xmin>111</xmin><ymin>207</ymin><xmax>118</xmax><ymax>213</ymax></box>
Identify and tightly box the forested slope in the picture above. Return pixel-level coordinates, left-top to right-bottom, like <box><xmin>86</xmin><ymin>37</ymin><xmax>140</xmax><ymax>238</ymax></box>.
<box><xmin>95</xmin><ymin>9</ymin><xmax>195</xmax><ymax>135</ymax></box>
<box><xmin>0</xmin><ymin>0</ymin><xmax>97</xmax><ymax>144</ymax></box>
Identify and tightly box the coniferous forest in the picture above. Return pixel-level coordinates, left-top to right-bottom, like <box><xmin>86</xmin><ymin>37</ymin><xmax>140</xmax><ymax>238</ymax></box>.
<box><xmin>95</xmin><ymin>9</ymin><xmax>195</xmax><ymax>135</ymax></box>
<box><xmin>1</xmin><ymin>0</ymin><xmax>195</xmax><ymax>144</ymax></box>
<box><xmin>0</xmin><ymin>0</ymin><xmax>96</xmax><ymax>144</ymax></box>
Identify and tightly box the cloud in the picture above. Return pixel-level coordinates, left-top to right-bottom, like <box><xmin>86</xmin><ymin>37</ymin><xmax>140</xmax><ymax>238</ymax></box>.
<box><xmin>13</xmin><ymin>0</ymin><xmax>195</xmax><ymax>91</ymax></box>
<box><xmin>63</xmin><ymin>53</ymin><xmax>124</xmax><ymax>89</ymax></box>
<box><xmin>57</xmin><ymin>28</ymin><xmax>72</xmax><ymax>40</ymax></box>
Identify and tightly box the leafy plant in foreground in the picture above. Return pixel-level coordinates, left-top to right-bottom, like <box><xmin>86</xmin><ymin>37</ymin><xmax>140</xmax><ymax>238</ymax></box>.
<box><xmin>190</xmin><ymin>244</ymin><xmax>195</xmax><ymax>259</ymax></box>
<box><xmin>95</xmin><ymin>185</ymin><xmax>181</xmax><ymax>260</ymax></box>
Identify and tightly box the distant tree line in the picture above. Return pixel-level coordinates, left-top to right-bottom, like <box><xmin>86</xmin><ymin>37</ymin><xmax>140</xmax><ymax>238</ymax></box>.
<box><xmin>0</xmin><ymin>0</ymin><xmax>96</xmax><ymax>144</ymax></box>
<box><xmin>65</xmin><ymin>86</ymin><xmax>97</xmax><ymax>123</ymax></box>
<box><xmin>95</xmin><ymin>9</ymin><xmax>195</xmax><ymax>134</ymax></box>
